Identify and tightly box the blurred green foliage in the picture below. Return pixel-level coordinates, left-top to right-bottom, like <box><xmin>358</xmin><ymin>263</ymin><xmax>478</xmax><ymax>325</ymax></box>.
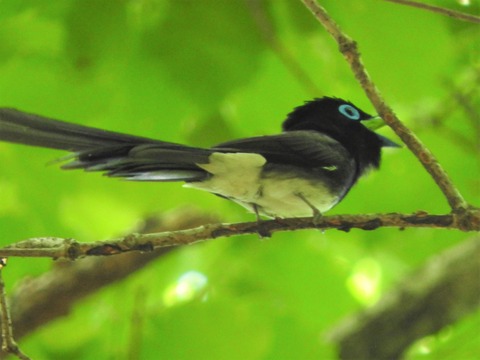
<box><xmin>0</xmin><ymin>0</ymin><xmax>478</xmax><ymax>359</ymax></box>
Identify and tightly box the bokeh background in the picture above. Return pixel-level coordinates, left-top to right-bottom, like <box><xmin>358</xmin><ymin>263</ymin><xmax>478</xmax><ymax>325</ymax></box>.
<box><xmin>0</xmin><ymin>0</ymin><xmax>478</xmax><ymax>359</ymax></box>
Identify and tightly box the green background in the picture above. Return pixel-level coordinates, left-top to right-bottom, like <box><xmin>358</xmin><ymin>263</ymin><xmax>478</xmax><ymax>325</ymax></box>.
<box><xmin>0</xmin><ymin>0</ymin><xmax>478</xmax><ymax>359</ymax></box>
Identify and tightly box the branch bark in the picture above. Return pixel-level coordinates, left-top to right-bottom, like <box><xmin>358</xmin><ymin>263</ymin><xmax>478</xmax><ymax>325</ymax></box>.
<box><xmin>1</xmin><ymin>209</ymin><xmax>479</xmax><ymax>259</ymax></box>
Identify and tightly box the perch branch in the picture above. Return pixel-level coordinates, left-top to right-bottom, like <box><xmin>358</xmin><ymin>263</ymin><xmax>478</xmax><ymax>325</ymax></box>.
<box><xmin>0</xmin><ymin>209</ymin><xmax>215</xmax><ymax>353</ymax></box>
<box><xmin>301</xmin><ymin>0</ymin><xmax>469</xmax><ymax>211</ymax></box>
<box><xmin>1</xmin><ymin>210</ymin><xmax>479</xmax><ymax>259</ymax></box>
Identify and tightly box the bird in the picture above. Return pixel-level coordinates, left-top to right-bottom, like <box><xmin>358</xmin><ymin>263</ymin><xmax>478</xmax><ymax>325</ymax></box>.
<box><xmin>0</xmin><ymin>97</ymin><xmax>398</xmax><ymax>223</ymax></box>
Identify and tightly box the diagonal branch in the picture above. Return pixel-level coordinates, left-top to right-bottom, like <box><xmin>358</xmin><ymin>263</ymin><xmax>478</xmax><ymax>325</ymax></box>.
<box><xmin>328</xmin><ymin>235</ymin><xmax>480</xmax><ymax>359</ymax></box>
<box><xmin>301</xmin><ymin>0</ymin><xmax>469</xmax><ymax>211</ymax></box>
<box><xmin>245</xmin><ymin>0</ymin><xmax>321</xmax><ymax>95</ymax></box>
<box><xmin>383</xmin><ymin>0</ymin><xmax>480</xmax><ymax>24</ymax></box>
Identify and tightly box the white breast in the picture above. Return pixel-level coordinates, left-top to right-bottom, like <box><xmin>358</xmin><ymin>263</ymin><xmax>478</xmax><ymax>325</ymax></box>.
<box><xmin>184</xmin><ymin>152</ymin><xmax>339</xmax><ymax>218</ymax></box>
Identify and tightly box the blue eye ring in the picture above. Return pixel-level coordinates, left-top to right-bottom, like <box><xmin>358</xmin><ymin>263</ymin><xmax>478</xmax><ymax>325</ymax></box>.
<box><xmin>338</xmin><ymin>104</ymin><xmax>361</xmax><ymax>120</ymax></box>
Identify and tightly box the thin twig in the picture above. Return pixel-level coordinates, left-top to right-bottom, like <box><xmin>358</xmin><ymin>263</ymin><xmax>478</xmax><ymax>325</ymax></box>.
<box><xmin>384</xmin><ymin>0</ymin><xmax>480</xmax><ymax>24</ymax></box>
<box><xmin>0</xmin><ymin>262</ymin><xmax>30</xmax><ymax>360</ymax></box>
<box><xmin>414</xmin><ymin>73</ymin><xmax>480</xmax><ymax>155</ymax></box>
<box><xmin>0</xmin><ymin>209</ymin><xmax>479</xmax><ymax>259</ymax></box>
<box><xmin>127</xmin><ymin>288</ymin><xmax>146</xmax><ymax>360</ymax></box>
<box><xmin>301</xmin><ymin>0</ymin><xmax>469</xmax><ymax>211</ymax></box>
<box><xmin>245</xmin><ymin>0</ymin><xmax>321</xmax><ymax>95</ymax></box>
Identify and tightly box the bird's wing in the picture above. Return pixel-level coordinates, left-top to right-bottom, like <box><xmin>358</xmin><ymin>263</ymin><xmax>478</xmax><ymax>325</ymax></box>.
<box><xmin>72</xmin><ymin>131</ymin><xmax>351</xmax><ymax>182</ymax></box>
<box><xmin>62</xmin><ymin>144</ymin><xmax>213</xmax><ymax>181</ymax></box>
<box><xmin>213</xmin><ymin>130</ymin><xmax>351</xmax><ymax>169</ymax></box>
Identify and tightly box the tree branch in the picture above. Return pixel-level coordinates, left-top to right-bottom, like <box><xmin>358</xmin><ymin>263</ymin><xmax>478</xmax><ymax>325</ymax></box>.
<box><xmin>0</xmin><ymin>209</ymin><xmax>215</xmax><ymax>353</ymax></box>
<box><xmin>328</xmin><ymin>235</ymin><xmax>480</xmax><ymax>359</ymax></box>
<box><xmin>0</xmin><ymin>263</ymin><xmax>30</xmax><ymax>360</ymax></box>
<box><xmin>301</xmin><ymin>0</ymin><xmax>469</xmax><ymax>211</ymax></box>
<box><xmin>1</xmin><ymin>210</ymin><xmax>479</xmax><ymax>259</ymax></box>
<box><xmin>383</xmin><ymin>0</ymin><xmax>480</xmax><ymax>24</ymax></box>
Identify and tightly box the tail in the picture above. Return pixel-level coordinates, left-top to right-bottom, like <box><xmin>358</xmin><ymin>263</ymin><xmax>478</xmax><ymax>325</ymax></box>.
<box><xmin>0</xmin><ymin>108</ymin><xmax>211</xmax><ymax>182</ymax></box>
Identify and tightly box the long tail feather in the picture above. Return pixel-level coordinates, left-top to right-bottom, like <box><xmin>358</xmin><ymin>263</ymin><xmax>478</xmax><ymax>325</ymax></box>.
<box><xmin>0</xmin><ymin>108</ymin><xmax>164</xmax><ymax>151</ymax></box>
<box><xmin>0</xmin><ymin>108</ymin><xmax>211</xmax><ymax>182</ymax></box>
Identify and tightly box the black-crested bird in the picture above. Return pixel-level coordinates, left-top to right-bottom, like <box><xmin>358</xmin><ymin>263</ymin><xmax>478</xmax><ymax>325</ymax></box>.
<box><xmin>0</xmin><ymin>97</ymin><xmax>398</xmax><ymax>222</ymax></box>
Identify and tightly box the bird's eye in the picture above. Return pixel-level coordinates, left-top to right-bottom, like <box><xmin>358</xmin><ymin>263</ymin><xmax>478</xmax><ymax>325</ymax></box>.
<box><xmin>338</xmin><ymin>104</ymin><xmax>361</xmax><ymax>120</ymax></box>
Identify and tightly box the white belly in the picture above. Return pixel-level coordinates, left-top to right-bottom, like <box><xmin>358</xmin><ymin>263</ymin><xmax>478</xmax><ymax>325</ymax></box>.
<box><xmin>250</xmin><ymin>176</ymin><xmax>338</xmax><ymax>217</ymax></box>
<box><xmin>184</xmin><ymin>152</ymin><xmax>339</xmax><ymax>218</ymax></box>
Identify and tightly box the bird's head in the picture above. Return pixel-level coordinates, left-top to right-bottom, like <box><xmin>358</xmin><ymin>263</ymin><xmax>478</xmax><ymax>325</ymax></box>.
<box><xmin>282</xmin><ymin>97</ymin><xmax>399</xmax><ymax>169</ymax></box>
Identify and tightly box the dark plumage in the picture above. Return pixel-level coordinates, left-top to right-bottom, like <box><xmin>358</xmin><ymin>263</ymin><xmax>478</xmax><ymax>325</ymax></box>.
<box><xmin>0</xmin><ymin>97</ymin><xmax>398</xmax><ymax>218</ymax></box>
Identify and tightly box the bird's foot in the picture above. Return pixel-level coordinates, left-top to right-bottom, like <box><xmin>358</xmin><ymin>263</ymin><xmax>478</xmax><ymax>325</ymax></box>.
<box><xmin>295</xmin><ymin>192</ymin><xmax>323</xmax><ymax>227</ymax></box>
<box><xmin>312</xmin><ymin>208</ymin><xmax>323</xmax><ymax>227</ymax></box>
<box><xmin>256</xmin><ymin>222</ymin><xmax>272</xmax><ymax>239</ymax></box>
<box><xmin>252</xmin><ymin>203</ymin><xmax>271</xmax><ymax>238</ymax></box>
